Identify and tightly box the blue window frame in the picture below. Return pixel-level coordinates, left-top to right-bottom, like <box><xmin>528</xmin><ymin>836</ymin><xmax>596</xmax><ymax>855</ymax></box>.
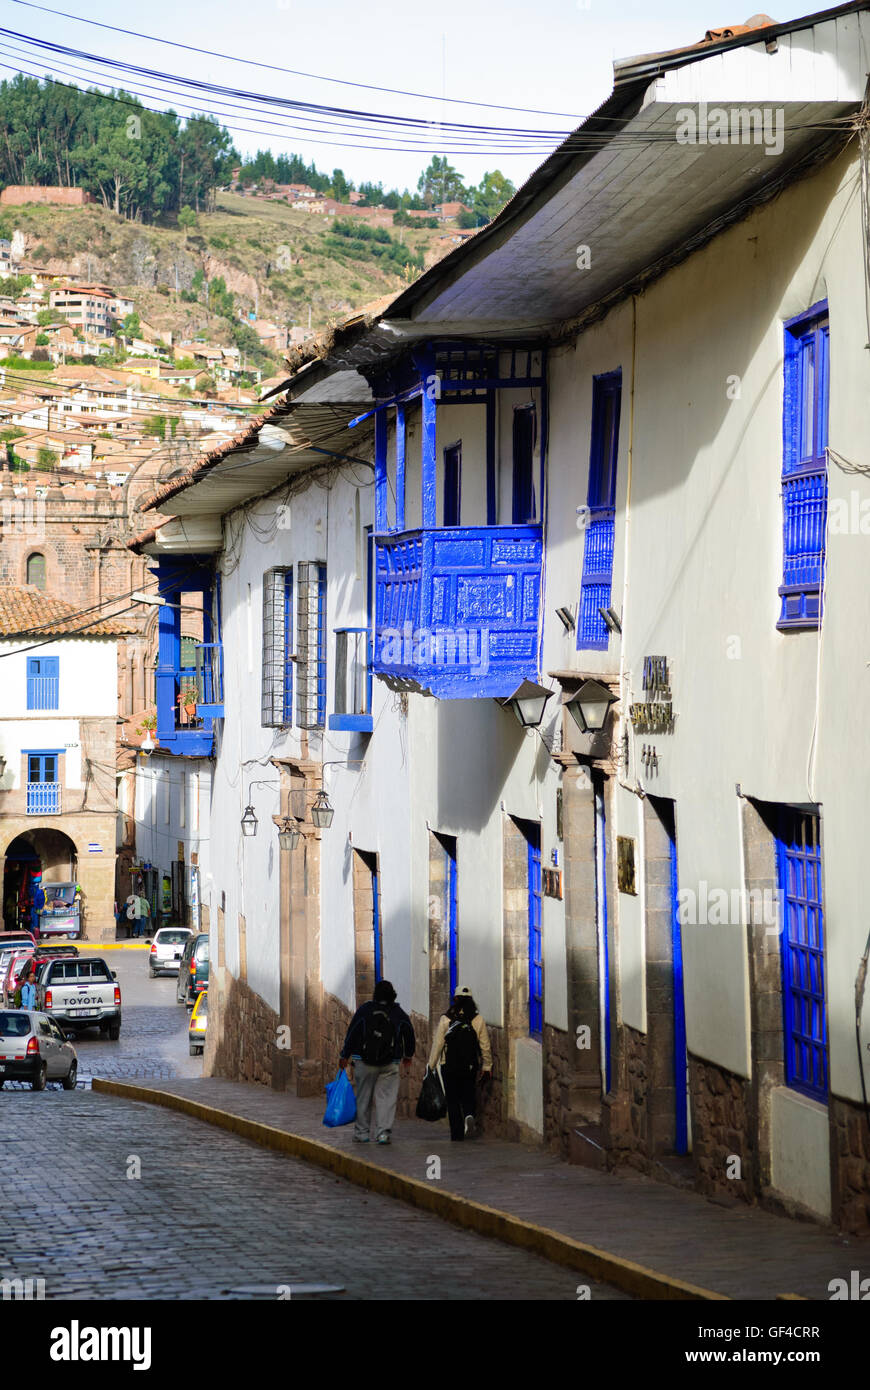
<box><xmin>261</xmin><ymin>568</ymin><xmax>293</xmax><ymax>727</ymax></box>
<box><xmin>578</xmin><ymin>370</ymin><xmax>621</xmax><ymax>650</ymax></box>
<box><xmin>776</xmin><ymin>809</ymin><xmax>827</xmax><ymax>1100</ymax></box>
<box><xmin>512</xmin><ymin>405</ymin><xmax>537</xmax><ymax>524</ymax></box>
<box><xmin>26</xmin><ymin>750</ymin><xmax>60</xmax><ymax>814</ymax></box>
<box><xmin>779</xmin><ymin>303</ymin><xmax>829</xmax><ymax>630</ymax></box>
<box><xmin>527</xmin><ymin>823</ymin><xmax>543</xmax><ymax>1038</ymax></box>
<box><xmin>315</xmin><ymin>563</ymin><xmax>327</xmax><ymax>727</ymax></box>
<box><xmin>371</xmin><ymin>860</ymin><xmax>383</xmax><ymax>983</ymax></box>
<box><xmin>26</xmin><ymin>656</ymin><xmax>59</xmax><ymax>711</ymax></box>
<box><xmin>443</xmin><ymin>442</ymin><xmax>461</xmax><ymax>527</ymax></box>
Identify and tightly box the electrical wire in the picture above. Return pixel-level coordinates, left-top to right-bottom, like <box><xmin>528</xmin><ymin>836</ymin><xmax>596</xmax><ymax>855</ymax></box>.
<box><xmin>10</xmin><ymin>0</ymin><xmax>585</xmax><ymax>120</ymax></box>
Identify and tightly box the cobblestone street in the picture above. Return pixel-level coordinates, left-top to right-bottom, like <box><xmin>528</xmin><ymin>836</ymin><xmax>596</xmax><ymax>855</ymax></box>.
<box><xmin>0</xmin><ymin>949</ymin><xmax>625</xmax><ymax>1300</ymax></box>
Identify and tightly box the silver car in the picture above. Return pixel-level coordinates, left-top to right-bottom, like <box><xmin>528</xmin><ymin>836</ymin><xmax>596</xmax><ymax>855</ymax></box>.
<box><xmin>0</xmin><ymin>1009</ymin><xmax>78</xmax><ymax>1090</ymax></box>
<box><xmin>148</xmin><ymin>927</ymin><xmax>193</xmax><ymax>977</ymax></box>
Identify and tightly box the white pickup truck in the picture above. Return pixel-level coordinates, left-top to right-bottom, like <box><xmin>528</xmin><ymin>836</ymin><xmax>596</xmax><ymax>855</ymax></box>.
<box><xmin>37</xmin><ymin>956</ymin><xmax>122</xmax><ymax>1038</ymax></box>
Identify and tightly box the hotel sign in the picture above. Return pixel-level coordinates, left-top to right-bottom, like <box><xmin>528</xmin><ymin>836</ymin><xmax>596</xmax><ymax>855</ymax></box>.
<box><xmin>630</xmin><ymin>656</ymin><xmax>674</xmax><ymax>735</ymax></box>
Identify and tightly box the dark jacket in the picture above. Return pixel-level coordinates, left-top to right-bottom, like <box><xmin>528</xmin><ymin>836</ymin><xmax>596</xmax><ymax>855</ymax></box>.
<box><xmin>341</xmin><ymin>1000</ymin><xmax>416</xmax><ymax>1063</ymax></box>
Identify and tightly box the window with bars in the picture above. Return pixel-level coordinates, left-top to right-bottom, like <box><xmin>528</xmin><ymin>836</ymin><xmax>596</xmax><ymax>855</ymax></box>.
<box><xmin>775</xmin><ymin>809</ymin><xmax>827</xmax><ymax>1101</ymax></box>
<box><xmin>578</xmin><ymin>370</ymin><xmax>621</xmax><ymax>650</ymax></box>
<box><xmin>296</xmin><ymin>561</ymin><xmax>327</xmax><ymax>729</ymax></box>
<box><xmin>778</xmin><ymin>303</ymin><xmax>829</xmax><ymax>630</ymax></box>
<box><xmin>261</xmin><ymin>568</ymin><xmax>293</xmax><ymax>727</ymax></box>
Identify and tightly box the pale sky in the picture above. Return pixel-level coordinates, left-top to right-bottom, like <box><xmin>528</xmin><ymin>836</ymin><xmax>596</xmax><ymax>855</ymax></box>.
<box><xmin>0</xmin><ymin>0</ymin><xmax>830</xmax><ymax>191</ymax></box>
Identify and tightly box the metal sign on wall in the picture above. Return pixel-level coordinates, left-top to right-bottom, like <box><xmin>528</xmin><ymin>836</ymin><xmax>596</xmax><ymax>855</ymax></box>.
<box><xmin>630</xmin><ymin>656</ymin><xmax>675</xmax><ymax>735</ymax></box>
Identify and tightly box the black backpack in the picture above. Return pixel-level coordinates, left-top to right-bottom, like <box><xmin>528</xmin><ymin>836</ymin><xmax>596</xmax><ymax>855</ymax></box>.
<box><xmin>443</xmin><ymin>1018</ymin><xmax>481</xmax><ymax>1074</ymax></box>
<box><xmin>361</xmin><ymin>1005</ymin><xmax>396</xmax><ymax>1066</ymax></box>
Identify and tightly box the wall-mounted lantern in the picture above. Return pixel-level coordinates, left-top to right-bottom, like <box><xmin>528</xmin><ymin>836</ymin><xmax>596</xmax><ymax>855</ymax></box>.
<box><xmin>277</xmin><ymin>819</ymin><xmax>301</xmax><ymax>851</ymax></box>
<box><xmin>310</xmin><ymin>790</ymin><xmax>335</xmax><ymax>830</ymax></box>
<box><xmin>240</xmin><ymin>805</ymin><xmax>258</xmax><ymax>837</ymax></box>
<box><xmin>497</xmin><ymin>680</ymin><xmax>553</xmax><ymax>729</ymax></box>
<box><xmin>565</xmin><ymin>679</ymin><xmax>617</xmax><ymax>733</ymax></box>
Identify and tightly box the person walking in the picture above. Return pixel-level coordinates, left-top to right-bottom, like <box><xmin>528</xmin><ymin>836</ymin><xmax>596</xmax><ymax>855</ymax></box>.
<box><xmin>428</xmin><ymin>986</ymin><xmax>492</xmax><ymax>1141</ymax></box>
<box><xmin>340</xmin><ymin>980</ymin><xmax>415</xmax><ymax>1145</ymax></box>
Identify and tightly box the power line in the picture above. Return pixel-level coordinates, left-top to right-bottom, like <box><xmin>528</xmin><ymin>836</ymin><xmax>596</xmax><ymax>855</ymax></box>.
<box><xmin>9</xmin><ymin>0</ymin><xmax>585</xmax><ymax>120</ymax></box>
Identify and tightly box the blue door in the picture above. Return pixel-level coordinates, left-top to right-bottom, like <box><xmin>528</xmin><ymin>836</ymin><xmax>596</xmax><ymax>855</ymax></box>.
<box><xmin>776</xmin><ymin>810</ymin><xmax>827</xmax><ymax>1099</ymax></box>
<box><xmin>527</xmin><ymin>824</ymin><xmax>542</xmax><ymax>1038</ymax></box>
<box><xmin>578</xmin><ymin>371</ymin><xmax>621</xmax><ymax>650</ymax></box>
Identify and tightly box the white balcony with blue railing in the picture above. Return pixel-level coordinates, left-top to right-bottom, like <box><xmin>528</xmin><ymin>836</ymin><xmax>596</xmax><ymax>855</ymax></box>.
<box><xmin>193</xmin><ymin>642</ymin><xmax>224</xmax><ymax>718</ymax></box>
<box><xmin>27</xmin><ymin>781</ymin><xmax>60</xmax><ymax>814</ymax></box>
<box><xmin>329</xmin><ymin>627</ymin><xmax>373</xmax><ymax>732</ymax></box>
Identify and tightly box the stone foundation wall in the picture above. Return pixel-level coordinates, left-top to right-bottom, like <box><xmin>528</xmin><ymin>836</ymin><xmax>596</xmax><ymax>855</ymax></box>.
<box><xmin>689</xmin><ymin>1054</ymin><xmax>755</xmax><ymax>1204</ymax></box>
<box><xmin>207</xmin><ymin>969</ymin><xmax>280</xmax><ymax>1088</ymax></box>
<box><xmin>543</xmin><ymin>1023</ymin><xmax>574</xmax><ymax>1155</ymax></box>
<box><xmin>322</xmin><ymin>989</ymin><xmax>352</xmax><ymax>1073</ymax></box>
<box><xmin>602</xmin><ymin>1024</ymin><xmax>650</xmax><ymax>1172</ymax></box>
<box><xmin>830</xmin><ymin>1096</ymin><xmax>870</xmax><ymax>1233</ymax></box>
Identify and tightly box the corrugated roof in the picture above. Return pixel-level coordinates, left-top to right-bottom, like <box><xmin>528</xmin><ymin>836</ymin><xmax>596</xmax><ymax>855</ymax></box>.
<box><xmin>0</xmin><ymin>585</ymin><xmax>136</xmax><ymax>637</ymax></box>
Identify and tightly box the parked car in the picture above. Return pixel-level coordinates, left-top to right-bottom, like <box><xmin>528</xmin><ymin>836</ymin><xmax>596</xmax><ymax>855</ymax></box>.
<box><xmin>176</xmin><ymin>932</ymin><xmax>209</xmax><ymax>1007</ymax></box>
<box><xmin>38</xmin><ymin>957</ymin><xmax>121</xmax><ymax>1038</ymax></box>
<box><xmin>0</xmin><ymin>1009</ymin><xmax>78</xmax><ymax>1090</ymax></box>
<box><xmin>189</xmin><ymin>988</ymin><xmax>208</xmax><ymax>1055</ymax></box>
<box><xmin>148</xmin><ymin>927</ymin><xmax>193</xmax><ymax>977</ymax></box>
<box><xmin>1</xmin><ymin>949</ymin><xmax>35</xmax><ymax>1006</ymax></box>
<box><xmin>0</xmin><ymin>932</ymin><xmax>37</xmax><ymax>952</ymax></box>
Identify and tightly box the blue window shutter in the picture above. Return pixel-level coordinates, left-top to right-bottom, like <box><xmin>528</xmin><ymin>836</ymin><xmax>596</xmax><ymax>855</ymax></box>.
<box><xmin>283</xmin><ymin>570</ymin><xmax>293</xmax><ymax>723</ymax></box>
<box><xmin>316</xmin><ymin>564</ymin><xmax>327</xmax><ymax>726</ymax></box>
<box><xmin>578</xmin><ymin>370</ymin><xmax>621</xmax><ymax>650</ymax></box>
<box><xmin>779</xmin><ymin>304</ymin><xmax>828</xmax><ymax>630</ymax></box>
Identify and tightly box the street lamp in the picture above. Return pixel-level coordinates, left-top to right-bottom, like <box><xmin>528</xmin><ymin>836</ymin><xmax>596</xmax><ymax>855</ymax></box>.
<box><xmin>240</xmin><ymin>804</ymin><xmax>258</xmax><ymax>837</ymax></box>
<box><xmin>310</xmin><ymin>790</ymin><xmax>334</xmax><ymax>830</ymax></box>
<box><xmin>565</xmin><ymin>679</ymin><xmax>617</xmax><ymax>733</ymax></box>
<box><xmin>277</xmin><ymin>819</ymin><xmax>301</xmax><ymax>851</ymax></box>
<box><xmin>497</xmin><ymin>680</ymin><xmax>553</xmax><ymax>729</ymax></box>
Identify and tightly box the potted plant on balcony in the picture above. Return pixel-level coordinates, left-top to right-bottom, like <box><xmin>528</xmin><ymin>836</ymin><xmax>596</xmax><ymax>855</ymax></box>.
<box><xmin>180</xmin><ymin>681</ymin><xmax>199</xmax><ymax>718</ymax></box>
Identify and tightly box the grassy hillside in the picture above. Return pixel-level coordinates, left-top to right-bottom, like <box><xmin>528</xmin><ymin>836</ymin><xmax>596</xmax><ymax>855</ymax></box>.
<box><xmin>5</xmin><ymin>193</ymin><xmax>453</xmax><ymax>351</ymax></box>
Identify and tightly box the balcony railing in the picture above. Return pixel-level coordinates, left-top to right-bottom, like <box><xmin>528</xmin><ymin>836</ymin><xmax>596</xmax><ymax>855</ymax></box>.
<box><xmin>374</xmin><ymin>524</ymin><xmax>543</xmax><ymax>699</ymax></box>
<box><xmin>27</xmin><ymin>781</ymin><xmax>60</xmax><ymax>814</ymax></box>
<box><xmin>329</xmin><ymin>627</ymin><xmax>372</xmax><ymax>732</ymax></box>
<box><xmin>27</xmin><ymin>675</ymin><xmax>59</xmax><ymax>710</ymax></box>
<box><xmin>194</xmin><ymin>642</ymin><xmax>224</xmax><ymax>717</ymax></box>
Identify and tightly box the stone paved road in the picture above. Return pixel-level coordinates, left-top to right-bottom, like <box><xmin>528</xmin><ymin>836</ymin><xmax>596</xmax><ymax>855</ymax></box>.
<box><xmin>0</xmin><ymin>1089</ymin><xmax>626</xmax><ymax>1300</ymax></box>
<box><xmin>0</xmin><ymin>947</ymin><xmax>627</xmax><ymax>1300</ymax></box>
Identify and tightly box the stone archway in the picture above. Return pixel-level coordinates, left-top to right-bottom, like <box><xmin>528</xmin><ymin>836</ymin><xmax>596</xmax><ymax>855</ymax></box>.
<box><xmin>2</xmin><ymin>828</ymin><xmax>78</xmax><ymax>935</ymax></box>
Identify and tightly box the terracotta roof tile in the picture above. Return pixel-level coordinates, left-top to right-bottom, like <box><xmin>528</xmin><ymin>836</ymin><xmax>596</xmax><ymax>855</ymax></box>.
<box><xmin>0</xmin><ymin>585</ymin><xmax>136</xmax><ymax>637</ymax></box>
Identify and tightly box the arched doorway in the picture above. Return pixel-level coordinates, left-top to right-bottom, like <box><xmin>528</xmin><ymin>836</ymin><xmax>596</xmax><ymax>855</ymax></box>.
<box><xmin>3</xmin><ymin>829</ymin><xmax>78</xmax><ymax>936</ymax></box>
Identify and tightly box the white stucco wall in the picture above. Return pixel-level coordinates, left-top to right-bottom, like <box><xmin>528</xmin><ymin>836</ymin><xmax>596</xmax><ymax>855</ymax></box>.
<box><xmin>0</xmin><ymin>639</ymin><xmax>118</xmax><ymax>719</ymax></box>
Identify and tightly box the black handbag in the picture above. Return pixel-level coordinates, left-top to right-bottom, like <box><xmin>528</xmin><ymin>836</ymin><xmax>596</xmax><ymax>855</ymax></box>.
<box><xmin>415</xmin><ymin>1066</ymin><xmax>447</xmax><ymax>1121</ymax></box>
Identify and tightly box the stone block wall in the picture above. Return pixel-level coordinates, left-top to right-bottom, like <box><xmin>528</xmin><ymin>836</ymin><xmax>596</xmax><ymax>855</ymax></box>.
<box><xmin>207</xmin><ymin>968</ymin><xmax>280</xmax><ymax>1088</ymax></box>
<box><xmin>543</xmin><ymin>1022</ymin><xmax>574</xmax><ymax>1155</ymax></box>
<box><xmin>690</xmin><ymin>1054</ymin><xmax>756</xmax><ymax>1204</ymax></box>
<box><xmin>830</xmin><ymin>1097</ymin><xmax>870</xmax><ymax>1233</ymax></box>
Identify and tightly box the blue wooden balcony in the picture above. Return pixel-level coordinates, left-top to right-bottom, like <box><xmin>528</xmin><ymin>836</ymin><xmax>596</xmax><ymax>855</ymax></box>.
<box><xmin>153</xmin><ymin>556</ymin><xmax>221</xmax><ymax>757</ymax></box>
<box><xmin>374</xmin><ymin>525</ymin><xmax>543</xmax><ymax>699</ymax></box>
<box><xmin>27</xmin><ymin>781</ymin><xmax>60</xmax><ymax>814</ymax></box>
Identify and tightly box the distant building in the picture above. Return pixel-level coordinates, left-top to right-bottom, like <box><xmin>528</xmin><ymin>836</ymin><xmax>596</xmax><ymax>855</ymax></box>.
<box><xmin>0</xmin><ymin>186</ymin><xmax>94</xmax><ymax>208</ymax></box>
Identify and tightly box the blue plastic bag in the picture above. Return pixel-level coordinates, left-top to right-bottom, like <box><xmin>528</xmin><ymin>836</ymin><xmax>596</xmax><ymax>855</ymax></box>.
<box><xmin>323</xmin><ymin>1067</ymin><xmax>357</xmax><ymax>1127</ymax></box>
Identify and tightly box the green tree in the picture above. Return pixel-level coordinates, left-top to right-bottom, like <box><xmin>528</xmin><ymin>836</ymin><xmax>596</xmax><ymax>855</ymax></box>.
<box><xmin>121</xmin><ymin>311</ymin><xmax>141</xmax><ymax>339</ymax></box>
<box><xmin>35</xmin><ymin>332</ymin><xmax>49</xmax><ymax>345</ymax></box>
<box><xmin>178</xmin><ymin>205</ymin><xmax>197</xmax><ymax>229</ymax></box>
<box><xmin>37</xmin><ymin>447</ymin><xmax>58</xmax><ymax>469</ymax></box>
<box><xmin>330</xmin><ymin>168</ymin><xmax>350</xmax><ymax>202</ymax></box>
<box><xmin>470</xmin><ymin>170</ymin><xmax>516</xmax><ymax>225</ymax></box>
<box><xmin>417</xmin><ymin>157</ymin><xmax>466</xmax><ymax>208</ymax></box>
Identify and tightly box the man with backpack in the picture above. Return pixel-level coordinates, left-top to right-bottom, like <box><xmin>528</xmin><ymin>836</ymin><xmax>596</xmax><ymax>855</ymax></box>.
<box><xmin>339</xmin><ymin>979</ymin><xmax>416</xmax><ymax>1145</ymax></box>
<box><xmin>428</xmin><ymin>986</ymin><xmax>492</xmax><ymax>1141</ymax></box>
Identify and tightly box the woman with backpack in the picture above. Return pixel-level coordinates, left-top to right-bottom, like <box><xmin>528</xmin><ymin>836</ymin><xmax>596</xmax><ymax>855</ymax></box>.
<box><xmin>428</xmin><ymin>986</ymin><xmax>492</xmax><ymax>1141</ymax></box>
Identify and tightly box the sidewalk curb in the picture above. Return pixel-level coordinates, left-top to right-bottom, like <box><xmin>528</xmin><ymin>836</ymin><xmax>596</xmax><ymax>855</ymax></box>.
<box><xmin>92</xmin><ymin>1078</ymin><xmax>729</xmax><ymax>1302</ymax></box>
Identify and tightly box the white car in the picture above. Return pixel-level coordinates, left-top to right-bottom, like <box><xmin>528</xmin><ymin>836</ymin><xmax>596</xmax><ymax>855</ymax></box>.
<box><xmin>0</xmin><ymin>1009</ymin><xmax>78</xmax><ymax>1090</ymax></box>
<box><xmin>148</xmin><ymin>928</ymin><xmax>193</xmax><ymax>977</ymax></box>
